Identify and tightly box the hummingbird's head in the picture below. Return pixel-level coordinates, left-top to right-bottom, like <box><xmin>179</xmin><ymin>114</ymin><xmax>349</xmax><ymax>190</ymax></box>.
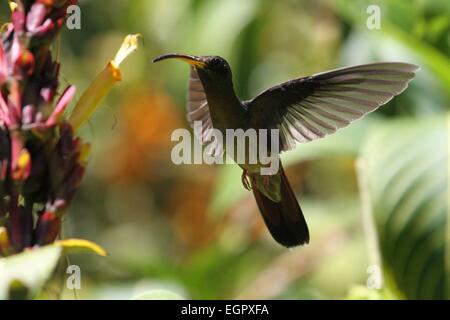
<box><xmin>153</xmin><ymin>53</ymin><xmax>232</xmax><ymax>83</ymax></box>
<box><xmin>199</xmin><ymin>56</ymin><xmax>231</xmax><ymax>78</ymax></box>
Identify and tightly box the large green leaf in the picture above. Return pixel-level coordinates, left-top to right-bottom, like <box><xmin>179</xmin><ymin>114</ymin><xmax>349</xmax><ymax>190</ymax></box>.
<box><xmin>361</xmin><ymin>116</ymin><xmax>448</xmax><ymax>299</ymax></box>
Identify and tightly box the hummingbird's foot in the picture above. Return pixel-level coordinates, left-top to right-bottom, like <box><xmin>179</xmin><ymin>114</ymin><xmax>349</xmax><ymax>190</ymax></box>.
<box><xmin>241</xmin><ymin>170</ymin><xmax>252</xmax><ymax>191</ymax></box>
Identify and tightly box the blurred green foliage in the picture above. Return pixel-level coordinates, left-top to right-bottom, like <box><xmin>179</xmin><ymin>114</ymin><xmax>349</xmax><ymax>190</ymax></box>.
<box><xmin>362</xmin><ymin>117</ymin><xmax>447</xmax><ymax>299</ymax></box>
<box><xmin>0</xmin><ymin>0</ymin><xmax>448</xmax><ymax>299</ymax></box>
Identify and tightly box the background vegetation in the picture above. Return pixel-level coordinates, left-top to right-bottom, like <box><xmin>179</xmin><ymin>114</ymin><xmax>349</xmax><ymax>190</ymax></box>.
<box><xmin>1</xmin><ymin>0</ymin><xmax>448</xmax><ymax>299</ymax></box>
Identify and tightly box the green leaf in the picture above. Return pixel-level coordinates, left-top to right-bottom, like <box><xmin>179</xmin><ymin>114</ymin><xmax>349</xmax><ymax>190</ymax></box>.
<box><xmin>361</xmin><ymin>116</ymin><xmax>448</xmax><ymax>299</ymax></box>
<box><xmin>132</xmin><ymin>290</ymin><xmax>185</xmax><ymax>300</ymax></box>
<box><xmin>0</xmin><ymin>246</ymin><xmax>62</xmax><ymax>300</ymax></box>
<box><xmin>332</xmin><ymin>0</ymin><xmax>450</xmax><ymax>100</ymax></box>
<box><xmin>382</xmin><ymin>23</ymin><xmax>450</xmax><ymax>99</ymax></box>
<box><xmin>346</xmin><ymin>285</ymin><xmax>397</xmax><ymax>300</ymax></box>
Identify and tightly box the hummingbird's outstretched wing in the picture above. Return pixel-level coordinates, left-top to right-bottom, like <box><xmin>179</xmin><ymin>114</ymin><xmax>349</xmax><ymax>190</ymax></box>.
<box><xmin>246</xmin><ymin>62</ymin><xmax>419</xmax><ymax>152</ymax></box>
<box><xmin>186</xmin><ymin>67</ymin><xmax>223</xmax><ymax>156</ymax></box>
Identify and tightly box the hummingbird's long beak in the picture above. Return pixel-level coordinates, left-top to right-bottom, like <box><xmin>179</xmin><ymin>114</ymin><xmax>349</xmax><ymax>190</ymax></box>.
<box><xmin>153</xmin><ymin>53</ymin><xmax>206</xmax><ymax>68</ymax></box>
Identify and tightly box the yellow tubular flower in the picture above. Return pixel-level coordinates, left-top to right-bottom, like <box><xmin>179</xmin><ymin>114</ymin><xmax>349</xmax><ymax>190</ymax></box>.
<box><xmin>68</xmin><ymin>34</ymin><xmax>140</xmax><ymax>131</ymax></box>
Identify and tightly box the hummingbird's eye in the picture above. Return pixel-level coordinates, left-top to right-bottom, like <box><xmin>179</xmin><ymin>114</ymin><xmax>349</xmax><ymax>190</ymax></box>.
<box><xmin>210</xmin><ymin>57</ymin><xmax>222</xmax><ymax>67</ymax></box>
<box><xmin>207</xmin><ymin>56</ymin><xmax>230</xmax><ymax>76</ymax></box>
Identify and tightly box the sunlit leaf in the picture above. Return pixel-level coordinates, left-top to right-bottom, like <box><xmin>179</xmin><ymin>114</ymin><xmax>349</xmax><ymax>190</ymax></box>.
<box><xmin>332</xmin><ymin>0</ymin><xmax>450</xmax><ymax>100</ymax></box>
<box><xmin>0</xmin><ymin>246</ymin><xmax>62</xmax><ymax>300</ymax></box>
<box><xmin>346</xmin><ymin>285</ymin><xmax>395</xmax><ymax>300</ymax></box>
<box><xmin>382</xmin><ymin>24</ymin><xmax>450</xmax><ymax>99</ymax></box>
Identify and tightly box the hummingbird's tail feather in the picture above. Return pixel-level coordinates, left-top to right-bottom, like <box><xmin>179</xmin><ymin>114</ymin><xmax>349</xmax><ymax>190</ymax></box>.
<box><xmin>251</xmin><ymin>165</ymin><xmax>310</xmax><ymax>247</ymax></box>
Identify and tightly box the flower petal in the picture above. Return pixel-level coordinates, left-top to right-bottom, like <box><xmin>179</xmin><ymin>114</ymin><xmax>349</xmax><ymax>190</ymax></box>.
<box><xmin>0</xmin><ymin>43</ymin><xmax>7</xmax><ymax>86</ymax></box>
<box><xmin>26</xmin><ymin>3</ymin><xmax>47</xmax><ymax>33</ymax></box>
<box><xmin>46</xmin><ymin>85</ymin><xmax>76</xmax><ymax>126</ymax></box>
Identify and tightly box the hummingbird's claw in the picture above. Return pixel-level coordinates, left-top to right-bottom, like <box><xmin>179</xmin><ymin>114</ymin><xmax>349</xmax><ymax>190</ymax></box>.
<box><xmin>241</xmin><ymin>170</ymin><xmax>252</xmax><ymax>191</ymax></box>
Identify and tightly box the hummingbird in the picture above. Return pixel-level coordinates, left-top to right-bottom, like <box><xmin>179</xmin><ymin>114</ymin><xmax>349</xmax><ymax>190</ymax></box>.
<box><xmin>153</xmin><ymin>53</ymin><xmax>418</xmax><ymax>247</ymax></box>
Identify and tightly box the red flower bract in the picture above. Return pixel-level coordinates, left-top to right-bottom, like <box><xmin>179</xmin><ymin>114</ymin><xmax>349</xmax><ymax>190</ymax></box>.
<box><xmin>0</xmin><ymin>43</ymin><xmax>7</xmax><ymax>85</ymax></box>
<box><xmin>0</xmin><ymin>0</ymin><xmax>87</xmax><ymax>254</ymax></box>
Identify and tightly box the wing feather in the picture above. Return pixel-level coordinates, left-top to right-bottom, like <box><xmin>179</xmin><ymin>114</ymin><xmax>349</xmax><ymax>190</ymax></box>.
<box><xmin>246</xmin><ymin>62</ymin><xmax>419</xmax><ymax>151</ymax></box>
<box><xmin>186</xmin><ymin>67</ymin><xmax>223</xmax><ymax>156</ymax></box>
